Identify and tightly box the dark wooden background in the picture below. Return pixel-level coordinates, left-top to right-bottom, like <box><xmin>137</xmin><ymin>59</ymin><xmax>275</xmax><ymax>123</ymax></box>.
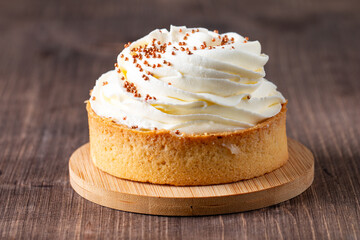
<box><xmin>1</xmin><ymin>0</ymin><xmax>359</xmax><ymax>239</ymax></box>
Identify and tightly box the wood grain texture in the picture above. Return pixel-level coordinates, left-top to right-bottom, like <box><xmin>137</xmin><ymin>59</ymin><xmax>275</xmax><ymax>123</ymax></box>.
<box><xmin>0</xmin><ymin>0</ymin><xmax>359</xmax><ymax>239</ymax></box>
<box><xmin>69</xmin><ymin>139</ymin><xmax>314</xmax><ymax>216</ymax></box>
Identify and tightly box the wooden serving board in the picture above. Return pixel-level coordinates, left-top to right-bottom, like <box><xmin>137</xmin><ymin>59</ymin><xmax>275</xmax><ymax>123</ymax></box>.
<box><xmin>69</xmin><ymin>138</ymin><xmax>314</xmax><ymax>216</ymax></box>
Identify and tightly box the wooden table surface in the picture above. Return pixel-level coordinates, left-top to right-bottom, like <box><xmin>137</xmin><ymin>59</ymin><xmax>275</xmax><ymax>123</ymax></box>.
<box><xmin>1</xmin><ymin>0</ymin><xmax>359</xmax><ymax>239</ymax></box>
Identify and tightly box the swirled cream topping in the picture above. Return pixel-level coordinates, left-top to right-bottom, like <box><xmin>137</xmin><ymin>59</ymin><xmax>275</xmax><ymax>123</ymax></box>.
<box><xmin>90</xmin><ymin>26</ymin><xmax>285</xmax><ymax>134</ymax></box>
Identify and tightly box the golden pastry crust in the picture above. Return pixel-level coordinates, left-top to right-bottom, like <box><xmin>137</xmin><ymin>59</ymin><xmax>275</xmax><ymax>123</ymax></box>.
<box><xmin>87</xmin><ymin>102</ymin><xmax>288</xmax><ymax>186</ymax></box>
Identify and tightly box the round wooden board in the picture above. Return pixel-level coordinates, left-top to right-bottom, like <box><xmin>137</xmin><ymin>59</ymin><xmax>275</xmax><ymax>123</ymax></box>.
<box><xmin>69</xmin><ymin>138</ymin><xmax>314</xmax><ymax>216</ymax></box>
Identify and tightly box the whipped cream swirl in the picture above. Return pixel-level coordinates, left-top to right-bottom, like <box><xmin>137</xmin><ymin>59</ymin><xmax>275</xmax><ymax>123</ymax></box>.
<box><xmin>90</xmin><ymin>26</ymin><xmax>285</xmax><ymax>134</ymax></box>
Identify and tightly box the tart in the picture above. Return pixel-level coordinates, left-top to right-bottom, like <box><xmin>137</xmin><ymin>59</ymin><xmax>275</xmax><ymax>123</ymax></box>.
<box><xmin>87</xmin><ymin>26</ymin><xmax>288</xmax><ymax>186</ymax></box>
